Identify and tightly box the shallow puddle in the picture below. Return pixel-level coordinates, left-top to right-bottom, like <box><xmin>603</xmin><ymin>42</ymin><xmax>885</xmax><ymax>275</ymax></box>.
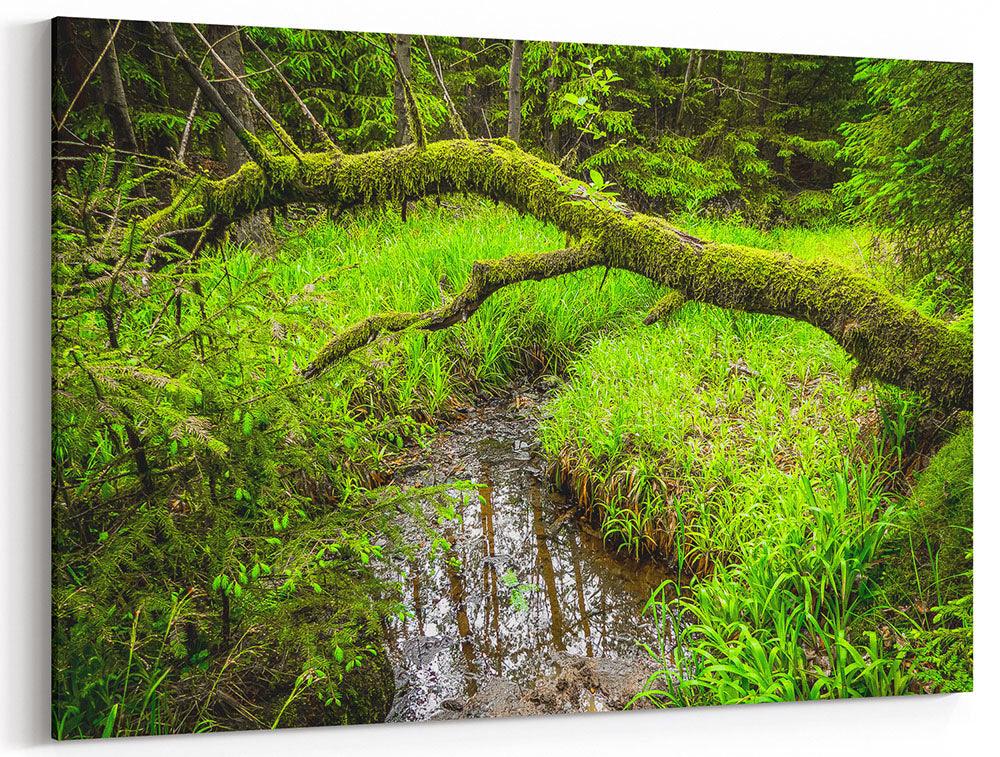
<box><xmin>382</xmin><ymin>386</ymin><xmax>672</xmax><ymax>721</ymax></box>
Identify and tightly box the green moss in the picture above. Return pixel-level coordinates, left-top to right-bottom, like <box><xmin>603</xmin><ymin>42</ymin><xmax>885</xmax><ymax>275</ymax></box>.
<box><xmin>303</xmin><ymin>311</ymin><xmax>422</xmax><ymax>379</ymax></box>
<box><xmin>643</xmin><ymin>288</ymin><xmax>686</xmax><ymax>325</ymax></box>
<box><xmin>147</xmin><ymin>138</ymin><xmax>972</xmax><ymax>410</ymax></box>
<box><xmin>909</xmin><ymin>425</ymin><xmax>973</xmax><ymax>600</ymax></box>
<box><xmin>302</xmin><ymin>246</ymin><xmax>603</xmax><ymax>378</ymax></box>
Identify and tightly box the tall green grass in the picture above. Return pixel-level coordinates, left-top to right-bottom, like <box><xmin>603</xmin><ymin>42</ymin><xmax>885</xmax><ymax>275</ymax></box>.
<box><xmin>539</xmin><ymin>224</ymin><xmax>882</xmax><ymax>565</ymax></box>
<box><xmin>54</xmin><ymin>182</ymin><xmax>969</xmax><ymax>734</ymax></box>
<box><xmin>274</xmin><ymin>198</ymin><xmax>660</xmax><ymax>404</ymax></box>
<box><xmin>635</xmin><ymin>467</ymin><xmax>914</xmax><ymax>707</ymax></box>
<box><xmin>536</xmin><ymin>218</ymin><xmax>971</xmax><ymax>705</ymax></box>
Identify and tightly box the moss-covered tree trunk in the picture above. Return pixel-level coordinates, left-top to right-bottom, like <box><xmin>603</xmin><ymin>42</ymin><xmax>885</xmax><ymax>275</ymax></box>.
<box><xmin>141</xmin><ymin>136</ymin><xmax>972</xmax><ymax>411</ymax></box>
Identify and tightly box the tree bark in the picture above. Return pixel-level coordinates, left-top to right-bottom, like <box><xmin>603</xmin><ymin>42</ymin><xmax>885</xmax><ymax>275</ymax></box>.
<box><xmin>142</xmin><ymin>138</ymin><xmax>973</xmax><ymax>411</ymax></box>
<box><xmin>204</xmin><ymin>25</ymin><xmax>256</xmax><ymax>174</ymax></box>
<box><xmin>458</xmin><ymin>37</ymin><xmax>478</xmax><ymax>138</ymax></box>
<box><xmin>713</xmin><ymin>51</ymin><xmax>724</xmax><ymax>110</ymax></box>
<box><xmin>392</xmin><ymin>34</ymin><xmax>413</xmax><ymax>146</ymax></box>
<box><xmin>507</xmin><ymin>40</ymin><xmax>525</xmax><ymax>142</ymax></box>
<box><xmin>543</xmin><ymin>42</ymin><xmax>559</xmax><ymax>157</ymax></box>
<box><xmin>154</xmin><ymin>22</ymin><xmax>268</xmax><ymax>167</ymax></box>
<box><xmin>757</xmin><ymin>54</ymin><xmax>773</xmax><ymax>126</ymax></box>
<box><xmin>91</xmin><ymin>19</ymin><xmax>138</xmax><ymax>156</ymax></box>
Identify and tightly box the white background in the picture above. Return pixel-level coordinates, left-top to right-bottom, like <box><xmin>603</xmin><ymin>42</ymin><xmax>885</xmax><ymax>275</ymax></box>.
<box><xmin>1</xmin><ymin>1</ymin><xmax>996</xmax><ymax>754</ymax></box>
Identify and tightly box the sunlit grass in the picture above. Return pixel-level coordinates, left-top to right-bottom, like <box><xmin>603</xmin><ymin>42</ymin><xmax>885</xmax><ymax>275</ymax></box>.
<box><xmin>539</xmin><ymin>222</ymin><xmax>887</xmax><ymax>566</ymax></box>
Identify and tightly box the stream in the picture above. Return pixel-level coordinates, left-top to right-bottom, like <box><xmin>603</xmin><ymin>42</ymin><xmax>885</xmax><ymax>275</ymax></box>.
<box><xmin>382</xmin><ymin>385</ymin><xmax>674</xmax><ymax>721</ymax></box>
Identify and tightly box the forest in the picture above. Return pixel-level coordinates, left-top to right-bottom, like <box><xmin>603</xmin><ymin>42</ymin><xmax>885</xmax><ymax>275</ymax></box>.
<box><xmin>51</xmin><ymin>18</ymin><xmax>973</xmax><ymax>737</ymax></box>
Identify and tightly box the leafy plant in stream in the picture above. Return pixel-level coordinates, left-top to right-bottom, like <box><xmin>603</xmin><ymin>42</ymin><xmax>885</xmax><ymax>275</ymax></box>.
<box><xmin>501</xmin><ymin>568</ymin><xmax>540</xmax><ymax>613</ymax></box>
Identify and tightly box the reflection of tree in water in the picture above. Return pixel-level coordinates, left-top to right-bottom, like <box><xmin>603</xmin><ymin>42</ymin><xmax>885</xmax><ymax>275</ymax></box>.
<box><xmin>444</xmin><ymin>518</ymin><xmax>480</xmax><ymax>697</ymax></box>
<box><xmin>531</xmin><ymin>484</ymin><xmax>566</xmax><ymax>652</ymax></box>
<box><xmin>382</xmin><ymin>394</ymin><xmax>670</xmax><ymax>720</ymax></box>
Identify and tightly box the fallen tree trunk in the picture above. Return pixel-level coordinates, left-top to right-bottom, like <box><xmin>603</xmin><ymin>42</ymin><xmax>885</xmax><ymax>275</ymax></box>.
<box><xmin>144</xmin><ymin>137</ymin><xmax>972</xmax><ymax>411</ymax></box>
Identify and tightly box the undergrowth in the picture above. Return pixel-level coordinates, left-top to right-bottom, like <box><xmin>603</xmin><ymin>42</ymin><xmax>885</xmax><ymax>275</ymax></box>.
<box><xmin>52</xmin><ymin>159</ymin><xmax>658</xmax><ymax>737</ymax></box>
<box><xmin>52</xmin><ymin>157</ymin><xmax>971</xmax><ymax>734</ymax></box>
<box><xmin>539</xmin><ymin>215</ymin><xmax>972</xmax><ymax>704</ymax></box>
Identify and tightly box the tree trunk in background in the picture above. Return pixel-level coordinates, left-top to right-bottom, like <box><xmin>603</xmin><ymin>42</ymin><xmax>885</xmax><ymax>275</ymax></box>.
<box><xmin>675</xmin><ymin>49</ymin><xmax>697</xmax><ymax>131</ymax></box>
<box><xmin>713</xmin><ymin>51</ymin><xmax>724</xmax><ymax>110</ymax></box>
<box><xmin>91</xmin><ymin>19</ymin><xmax>138</xmax><ymax>157</ymax></box>
<box><xmin>757</xmin><ymin>54</ymin><xmax>773</xmax><ymax>126</ymax></box>
<box><xmin>459</xmin><ymin>37</ymin><xmax>477</xmax><ymax>138</ymax></box>
<box><xmin>202</xmin><ymin>24</ymin><xmax>271</xmax><ymax>245</ymax></box>
<box><xmin>543</xmin><ymin>42</ymin><xmax>559</xmax><ymax>157</ymax></box>
<box><xmin>507</xmin><ymin>40</ymin><xmax>525</xmax><ymax>142</ymax></box>
<box><xmin>735</xmin><ymin>54</ymin><xmax>747</xmax><ymax>121</ymax></box>
<box><xmin>204</xmin><ymin>25</ymin><xmax>254</xmax><ymax>174</ymax></box>
<box><xmin>393</xmin><ymin>34</ymin><xmax>413</xmax><ymax>146</ymax></box>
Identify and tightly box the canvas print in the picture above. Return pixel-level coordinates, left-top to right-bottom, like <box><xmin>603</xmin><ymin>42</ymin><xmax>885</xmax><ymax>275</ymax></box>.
<box><xmin>51</xmin><ymin>17</ymin><xmax>973</xmax><ymax>738</ymax></box>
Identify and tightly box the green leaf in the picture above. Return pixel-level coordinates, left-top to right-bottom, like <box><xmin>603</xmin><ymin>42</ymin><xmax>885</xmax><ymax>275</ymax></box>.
<box><xmin>101</xmin><ymin>703</ymin><xmax>119</xmax><ymax>738</ymax></box>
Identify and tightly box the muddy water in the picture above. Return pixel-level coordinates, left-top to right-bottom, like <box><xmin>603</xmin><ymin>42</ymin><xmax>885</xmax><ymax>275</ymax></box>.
<box><xmin>383</xmin><ymin>386</ymin><xmax>672</xmax><ymax>721</ymax></box>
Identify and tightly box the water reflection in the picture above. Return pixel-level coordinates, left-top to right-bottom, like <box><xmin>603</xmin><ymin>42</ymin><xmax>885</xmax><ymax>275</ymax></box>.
<box><xmin>384</xmin><ymin>393</ymin><xmax>671</xmax><ymax>721</ymax></box>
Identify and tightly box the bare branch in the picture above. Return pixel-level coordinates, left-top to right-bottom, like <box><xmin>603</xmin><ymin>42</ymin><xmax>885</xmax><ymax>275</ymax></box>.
<box><xmin>176</xmin><ymin>89</ymin><xmax>201</xmax><ymax>166</ymax></box>
<box><xmin>54</xmin><ymin>20</ymin><xmax>123</xmax><ymax>134</ymax></box>
<box><xmin>241</xmin><ymin>30</ymin><xmax>338</xmax><ymax>151</ymax></box>
<box><xmin>420</xmin><ymin>35</ymin><xmax>469</xmax><ymax>139</ymax></box>
<box><xmin>151</xmin><ymin>21</ymin><xmax>274</xmax><ymax>168</ymax></box>
<box><xmin>187</xmin><ymin>23</ymin><xmax>303</xmax><ymax>161</ymax></box>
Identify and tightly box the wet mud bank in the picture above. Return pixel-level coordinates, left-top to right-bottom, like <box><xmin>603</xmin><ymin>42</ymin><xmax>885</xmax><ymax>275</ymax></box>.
<box><xmin>381</xmin><ymin>384</ymin><xmax>675</xmax><ymax>721</ymax></box>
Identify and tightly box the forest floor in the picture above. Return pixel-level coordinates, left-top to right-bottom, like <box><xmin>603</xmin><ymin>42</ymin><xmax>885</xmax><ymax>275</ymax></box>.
<box><xmin>257</xmin><ymin>197</ymin><xmax>968</xmax><ymax>710</ymax></box>
<box><xmin>53</xmin><ymin>195</ymin><xmax>969</xmax><ymax>737</ymax></box>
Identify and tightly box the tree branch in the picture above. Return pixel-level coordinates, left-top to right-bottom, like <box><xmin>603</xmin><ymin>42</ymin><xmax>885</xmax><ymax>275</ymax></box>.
<box><xmin>241</xmin><ymin>30</ymin><xmax>338</xmax><ymax>152</ymax></box>
<box><xmin>54</xmin><ymin>20</ymin><xmax>123</xmax><ymax>134</ymax></box>
<box><xmin>387</xmin><ymin>34</ymin><xmax>427</xmax><ymax>149</ymax></box>
<box><xmin>302</xmin><ymin>246</ymin><xmax>602</xmax><ymax>379</ymax></box>
<box><xmin>643</xmin><ymin>289</ymin><xmax>687</xmax><ymax>325</ymax></box>
<box><xmin>187</xmin><ymin>23</ymin><xmax>303</xmax><ymax>161</ymax></box>
<box><xmin>420</xmin><ymin>35</ymin><xmax>469</xmax><ymax>140</ymax></box>
<box><xmin>151</xmin><ymin>22</ymin><xmax>273</xmax><ymax>168</ymax></box>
